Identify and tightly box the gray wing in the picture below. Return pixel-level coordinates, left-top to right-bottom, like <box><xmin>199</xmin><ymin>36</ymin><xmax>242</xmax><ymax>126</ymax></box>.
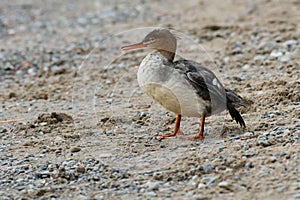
<box><xmin>174</xmin><ymin>60</ymin><xmax>227</xmax><ymax>114</ymax></box>
<box><xmin>173</xmin><ymin>59</ymin><xmax>246</xmax><ymax>126</ymax></box>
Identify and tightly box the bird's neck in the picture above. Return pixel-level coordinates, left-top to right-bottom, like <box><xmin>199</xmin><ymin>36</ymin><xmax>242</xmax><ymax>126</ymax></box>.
<box><xmin>157</xmin><ymin>49</ymin><xmax>175</xmax><ymax>62</ymax></box>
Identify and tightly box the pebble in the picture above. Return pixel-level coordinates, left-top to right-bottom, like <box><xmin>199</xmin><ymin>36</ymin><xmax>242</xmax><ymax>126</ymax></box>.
<box><xmin>257</xmin><ymin>138</ymin><xmax>271</xmax><ymax>147</ymax></box>
<box><xmin>76</xmin><ymin>166</ymin><xmax>86</xmax><ymax>174</ymax></box>
<box><xmin>294</xmin><ymin>193</ymin><xmax>300</xmax><ymax>199</ymax></box>
<box><xmin>280</xmin><ymin>55</ymin><xmax>291</xmax><ymax>62</ymax></box>
<box><xmin>197</xmin><ymin>183</ymin><xmax>207</xmax><ymax>189</ymax></box>
<box><xmin>185</xmin><ymin>191</ymin><xmax>194</xmax><ymax>196</ymax></box>
<box><xmin>276</xmin><ymin>186</ymin><xmax>286</xmax><ymax>193</ymax></box>
<box><xmin>269</xmin><ymin>113</ymin><xmax>275</xmax><ymax>118</ymax></box>
<box><xmin>223</xmin><ymin>56</ymin><xmax>230</xmax><ymax>63</ymax></box>
<box><xmin>144</xmin><ymin>191</ymin><xmax>157</xmax><ymax>197</ymax></box>
<box><xmin>242</xmin><ymin>64</ymin><xmax>250</xmax><ymax>71</ymax></box>
<box><xmin>201</xmin><ymin>176</ymin><xmax>218</xmax><ymax>186</ymax></box>
<box><xmin>253</xmin><ymin>55</ymin><xmax>266</xmax><ymax>61</ymax></box>
<box><xmin>202</xmin><ymin>164</ymin><xmax>215</xmax><ymax>173</ymax></box>
<box><xmin>257</xmin><ymin>91</ymin><xmax>265</xmax><ymax>95</ymax></box>
<box><xmin>4</xmin><ymin>62</ymin><xmax>15</xmax><ymax>70</ymax></box>
<box><xmin>218</xmin><ymin>181</ymin><xmax>229</xmax><ymax>187</ymax></box>
<box><xmin>261</xmin><ymin>113</ymin><xmax>275</xmax><ymax>118</ymax></box>
<box><xmin>77</xmin><ymin>17</ymin><xmax>88</xmax><ymax>25</ymax></box>
<box><xmin>275</xmin><ymin>110</ymin><xmax>282</xmax><ymax>115</ymax></box>
<box><xmin>187</xmin><ymin>175</ymin><xmax>199</xmax><ymax>187</ymax></box>
<box><xmin>270</xmin><ymin>50</ymin><xmax>283</xmax><ymax>58</ymax></box>
<box><xmin>27</xmin><ymin>67</ymin><xmax>37</xmax><ymax>76</ymax></box>
<box><xmin>243</xmin><ymin>132</ymin><xmax>254</xmax><ymax>137</ymax></box>
<box><xmin>145</xmin><ymin>180</ymin><xmax>160</xmax><ymax>190</ymax></box>
<box><xmin>70</xmin><ymin>147</ymin><xmax>81</xmax><ymax>153</ymax></box>
<box><xmin>40</xmin><ymin>122</ymin><xmax>48</xmax><ymax>126</ymax></box>
<box><xmin>140</xmin><ymin>111</ymin><xmax>147</xmax><ymax>118</ymax></box>
<box><xmin>269</xmin><ymin>156</ymin><xmax>277</xmax><ymax>163</ymax></box>
<box><xmin>283</xmin><ymin>40</ymin><xmax>297</xmax><ymax>49</ymax></box>
<box><xmin>258</xmin><ymin>41</ymin><xmax>279</xmax><ymax>51</ymax></box>
<box><xmin>245</xmin><ymin>162</ymin><xmax>253</xmax><ymax>168</ymax></box>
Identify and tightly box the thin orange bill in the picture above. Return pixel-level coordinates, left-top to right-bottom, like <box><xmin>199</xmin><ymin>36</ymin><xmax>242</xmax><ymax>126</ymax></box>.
<box><xmin>121</xmin><ymin>42</ymin><xmax>146</xmax><ymax>50</ymax></box>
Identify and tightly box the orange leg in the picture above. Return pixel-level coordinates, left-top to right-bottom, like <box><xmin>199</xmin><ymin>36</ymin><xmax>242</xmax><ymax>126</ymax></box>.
<box><xmin>184</xmin><ymin>116</ymin><xmax>205</xmax><ymax>140</ymax></box>
<box><xmin>196</xmin><ymin>116</ymin><xmax>205</xmax><ymax>140</ymax></box>
<box><xmin>156</xmin><ymin>115</ymin><xmax>182</xmax><ymax>139</ymax></box>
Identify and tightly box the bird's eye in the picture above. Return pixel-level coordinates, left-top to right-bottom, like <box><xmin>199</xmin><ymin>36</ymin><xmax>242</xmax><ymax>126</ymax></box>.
<box><xmin>143</xmin><ymin>37</ymin><xmax>156</xmax><ymax>44</ymax></box>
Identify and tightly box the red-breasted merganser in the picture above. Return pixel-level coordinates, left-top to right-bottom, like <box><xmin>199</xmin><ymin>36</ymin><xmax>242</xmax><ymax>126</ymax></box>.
<box><xmin>121</xmin><ymin>29</ymin><xmax>246</xmax><ymax>140</ymax></box>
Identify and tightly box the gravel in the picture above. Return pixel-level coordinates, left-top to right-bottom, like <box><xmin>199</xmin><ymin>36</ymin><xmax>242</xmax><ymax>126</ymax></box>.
<box><xmin>1</xmin><ymin>0</ymin><xmax>299</xmax><ymax>199</ymax></box>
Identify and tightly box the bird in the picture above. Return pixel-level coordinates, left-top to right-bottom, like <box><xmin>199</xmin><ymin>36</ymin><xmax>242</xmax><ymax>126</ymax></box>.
<box><xmin>121</xmin><ymin>29</ymin><xmax>246</xmax><ymax>140</ymax></box>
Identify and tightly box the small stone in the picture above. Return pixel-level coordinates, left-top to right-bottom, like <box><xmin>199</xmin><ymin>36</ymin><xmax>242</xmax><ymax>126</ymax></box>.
<box><xmin>276</xmin><ymin>186</ymin><xmax>286</xmax><ymax>193</ymax></box>
<box><xmin>245</xmin><ymin>162</ymin><xmax>253</xmax><ymax>168</ymax></box>
<box><xmin>144</xmin><ymin>191</ymin><xmax>157</xmax><ymax>197</ymax></box>
<box><xmin>243</xmin><ymin>132</ymin><xmax>254</xmax><ymax>137</ymax></box>
<box><xmin>293</xmin><ymin>193</ymin><xmax>300</xmax><ymax>199</ymax></box>
<box><xmin>185</xmin><ymin>191</ymin><xmax>194</xmax><ymax>196</ymax></box>
<box><xmin>262</xmin><ymin>132</ymin><xmax>270</xmax><ymax>137</ymax></box>
<box><xmin>280</xmin><ymin>55</ymin><xmax>290</xmax><ymax>62</ymax></box>
<box><xmin>70</xmin><ymin>146</ymin><xmax>81</xmax><ymax>153</ymax></box>
<box><xmin>0</xmin><ymin>128</ymin><xmax>8</xmax><ymax>133</ymax></box>
<box><xmin>275</xmin><ymin>110</ymin><xmax>282</xmax><ymax>115</ymax></box>
<box><xmin>242</xmin><ymin>64</ymin><xmax>250</xmax><ymax>71</ymax></box>
<box><xmin>270</xmin><ymin>50</ymin><xmax>283</xmax><ymax>58</ymax></box>
<box><xmin>202</xmin><ymin>164</ymin><xmax>215</xmax><ymax>173</ymax></box>
<box><xmin>4</xmin><ymin>62</ymin><xmax>14</xmax><ymax>70</ymax></box>
<box><xmin>261</xmin><ymin>113</ymin><xmax>268</xmax><ymax>118</ymax></box>
<box><xmin>109</xmin><ymin>93</ymin><xmax>118</xmax><ymax>98</ymax></box>
<box><xmin>145</xmin><ymin>180</ymin><xmax>159</xmax><ymax>190</ymax></box>
<box><xmin>253</xmin><ymin>55</ymin><xmax>266</xmax><ymax>61</ymax></box>
<box><xmin>283</xmin><ymin>40</ymin><xmax>297</xmax><ymax>49</ymax></box>
<box><xmin>283</xmin><ymin>129</ymin><xmax>291</xmax><ymax>135</ymax></box>
<box><xmin>218</xmin><ymin>181</ymin><xmax>229</xmax><ymax>187</ymax></box>
<box><xmin>218</xmin><ymin>147</ymin><xmax>223</xmax><ymax>152</ymax></box>
<box><xmin>139</xmin><ymin>188</ymin><xmax>145</xmax><ymax>193</ymax></box>
<box><xmin>40</xmin><ymin>122</ymin><xmax>48</xmax><ymax>126</ymax></box>
<box><xmin>257</xmin><ymin>139</ymin><xmax>271</xmax><ymax>147</ymax></box>
<box><xmin>187</xmin><ymin>175</ymin><xmax>198</xmax><ymax>187</ymax></box>
<box><xmin>163</xmin><ymin>182</ymin><xmax>171</xmax><ymax>187</ymax></box>
<box><xmin>140</xmin><ymin>112</ymin><xmax>147</xmax><ymax>117</ymax></box>
<box><xmin>77</xmin><ymin>17</ymin><xmax>88</xmax><ymax>25</ymax></box>
<box><xmin>158</xmin><ymin>111</ymin><xmax>167</xmax><ymax>115</ymax></box>
<box><xmin>201</xmin><ymin>176</ymin><xmax>218</xmax><ymax>186</ymax></box>
<box><xmin>240</xmin><ymin>75</ymin><xmax>247</xmax><ymax>81</ymax></box>
<box><xmin>257</xmin><ymin>91</ymin><xmax>265</xmax><ymax>95</ymax></box>
<box><xmin>269</xmin><ymin>113</ymin><xmax>275</xmax><ymax>118</ymax></box>
<box><xmin>197</xmin><ymin>183</ymin><xmax>207</xmax><ymax>189</ymax></box>
<box><xmin>223</xmin><ymin>56</ymin><xmax>230</xmax><ymax>63</ymax></box>
<box><xmin>76</xmin><ymin>166</ymin><xmax>85</xmax><ymax>174</ymax></box>
<box><xmin>269</xmin><ymin>156</ymin><xmax>277</xmax><ymax>163</ymax></box>
<box><xmin>55</xmin><ymin>136</ymin><xmax>63</xmax><ymax>142</ymax></box>
<box><xmin>8</xmin><ymin>92</ymin><xmax>17</xmax><ymax>98</ymax></box>
<box><xmin>28</xmin><ymin>67</ymin><xmax>37</xmax><ymax>75</ymax></box>
<box><xmin>92</xmin><ymin>175</ymin><xmax>100</xmax><ymax>181</ymax></box>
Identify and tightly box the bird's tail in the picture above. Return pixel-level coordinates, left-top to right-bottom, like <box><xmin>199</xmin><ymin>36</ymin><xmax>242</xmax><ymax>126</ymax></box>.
<box><xmin>227</xmin><ymin>100</ymin><xmax>246</xmax><ymax>128</ymax></box>
<box><xmin>225</xmin><ymin>88</ymin><xmax>249</xmax><ymax>108</ymax></box>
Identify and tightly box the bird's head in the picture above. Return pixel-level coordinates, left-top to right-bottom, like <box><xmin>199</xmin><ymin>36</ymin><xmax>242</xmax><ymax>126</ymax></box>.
<box><xmin>122</xmin><ymin>29</ymin><xmax>177</xmax><ymax>61</ymax></box>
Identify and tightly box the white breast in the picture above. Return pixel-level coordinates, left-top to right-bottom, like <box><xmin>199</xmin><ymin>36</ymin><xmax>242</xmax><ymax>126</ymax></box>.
<box><xmin>137</xmin><ymin>52</ymin><xmax>209</xmax><ymax>117</ymax></box>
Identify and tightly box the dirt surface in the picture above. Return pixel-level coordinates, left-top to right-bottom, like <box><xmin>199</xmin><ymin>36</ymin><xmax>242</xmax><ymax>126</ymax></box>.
<box><xmin>0</xmin><ymin>0</ymin><xmax>299</xmax><ymax>199</ymax></box>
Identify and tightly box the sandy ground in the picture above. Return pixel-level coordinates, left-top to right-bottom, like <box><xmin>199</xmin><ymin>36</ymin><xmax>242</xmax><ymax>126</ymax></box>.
<box><xmin>0</xmin><ymin>0</ymin><xmax>299</xmax><ymax>199</ymax></box>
